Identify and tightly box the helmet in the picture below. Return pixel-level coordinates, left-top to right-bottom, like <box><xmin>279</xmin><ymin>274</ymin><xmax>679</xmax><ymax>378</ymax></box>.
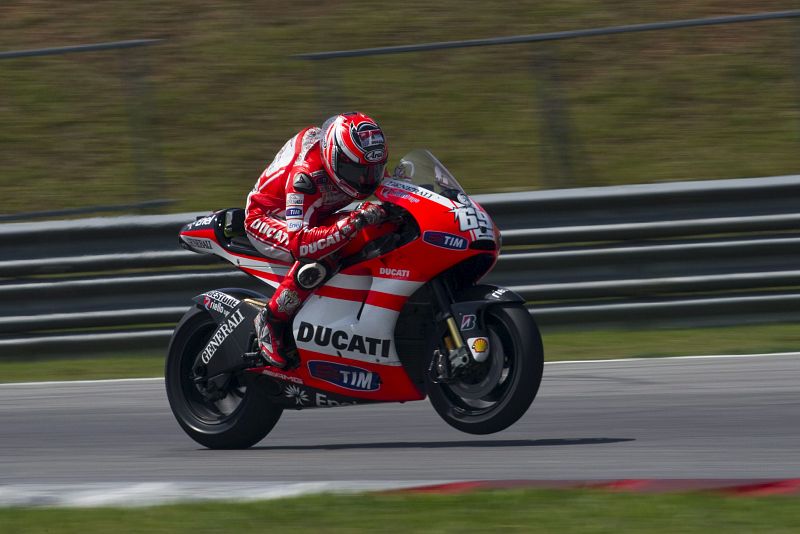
<box><xmin>321</xmin><ymin>112</ymin><xmax>388</xmax><ymax>200</ymax></box>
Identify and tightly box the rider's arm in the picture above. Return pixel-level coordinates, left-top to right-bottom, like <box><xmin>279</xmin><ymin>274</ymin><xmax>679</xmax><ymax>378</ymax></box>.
<box><xmin>284</xmin><ymin>171</ymin><xmax>363</xmax><ymax>261</ymax></box>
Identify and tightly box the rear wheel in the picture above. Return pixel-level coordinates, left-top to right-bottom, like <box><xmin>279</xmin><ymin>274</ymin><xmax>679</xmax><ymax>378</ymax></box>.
<box><xmin>425</xmin><ymin>304</ymin><xmax>543</xmax><ymax>434</ymax></box>
<box><xmin>165</xmin><ymin>305</ymin><xmax>282</xmax><ymax>449</ymax></box>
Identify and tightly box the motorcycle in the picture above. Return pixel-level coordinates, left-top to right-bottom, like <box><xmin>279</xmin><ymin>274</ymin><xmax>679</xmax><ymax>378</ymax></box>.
<box><xmin>165</xmin><ymin>149</ymin><xmax>544</xmax><ymax>449</ymax></box>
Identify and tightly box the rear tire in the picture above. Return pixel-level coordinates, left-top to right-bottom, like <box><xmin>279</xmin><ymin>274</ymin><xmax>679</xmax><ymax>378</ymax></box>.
<box><xmin>165</xmin><ymin>305</ymin><xmax>283</xmax><ymax>449</ymax></box>
<box><xmin>425</xmin><ymin>304</ymin><xmax>543</xmax><ymax>434</ymax></box>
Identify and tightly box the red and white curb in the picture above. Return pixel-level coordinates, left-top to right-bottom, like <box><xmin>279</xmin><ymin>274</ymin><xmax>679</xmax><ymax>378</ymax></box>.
<box><xmin>1</xmin><ymin>479</ymin><xmax>799</xmax><ymax>507</ymax></box>
<box><xmin>0</xmin><ymin>482</ymin><xmax>439</xmax><ymax>508</ymax></box>
<box><xmin>394</xmin><ymin>479</ymin><xmax>800</xmax><ymax>496</ymax></box>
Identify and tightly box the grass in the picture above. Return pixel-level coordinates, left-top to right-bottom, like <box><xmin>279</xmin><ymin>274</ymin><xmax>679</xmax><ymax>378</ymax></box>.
<box><xmin>1</xmin><ymin>489</ymin><xmax>799</xmax><ymax>533</ymax></box>
<box><xmin>1</xmin><ymin>1</ymin><xmax>799</xmax><ymax>215</ymax></box>
<box><xmin>1</xmin><ymin>322</ymin><xmax>797</xmax><ymax>384</ymax></box>
<box><xmin>0</xmin><ymin>354</ymin><xmax>165</xmax><ymax>383</ymax></box>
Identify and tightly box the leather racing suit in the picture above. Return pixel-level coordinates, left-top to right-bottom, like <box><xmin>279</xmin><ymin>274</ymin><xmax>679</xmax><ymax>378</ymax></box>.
<box><xmin>245</xmin><ymin>126</ymin><xmax>382</xmax><ymax>365</ymax></box>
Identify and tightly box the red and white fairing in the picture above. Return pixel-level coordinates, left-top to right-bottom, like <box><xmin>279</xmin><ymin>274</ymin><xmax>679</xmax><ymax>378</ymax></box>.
<box><xmin>179</xmin><ymin>151</ymin><xmax>499</xmax><ymax>407</ymax></box>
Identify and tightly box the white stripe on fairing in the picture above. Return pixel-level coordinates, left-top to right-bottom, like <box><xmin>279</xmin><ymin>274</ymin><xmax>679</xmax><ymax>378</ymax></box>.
<box><xmin>0</xmin><ymin>481</ymin><xmax>444</xmax><ymax>508</ymax></box>
<box><xmin>324</xmin><ymin>274</ymin><xmax>423</xmax><ymax>296</ymax></box>
<box><xmin>371</xmin><ymin>278</ymin><xmax>423</xmax><ymax>296</ymax></box>
<box><xmin>326</xmin><ymin>272</ymin><xmax>374</xmax><ymax>290</ymax></box>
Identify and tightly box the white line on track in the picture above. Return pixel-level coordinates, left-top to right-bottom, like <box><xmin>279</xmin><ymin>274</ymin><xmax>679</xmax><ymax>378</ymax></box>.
<box><xmin>1</xmin><ymin>352</ymin><xmax>798</xmax><ymax>388</ymax></box>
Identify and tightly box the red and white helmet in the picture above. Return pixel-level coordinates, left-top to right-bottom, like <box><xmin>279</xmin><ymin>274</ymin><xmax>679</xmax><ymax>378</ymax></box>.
<box><xmin>321</xmin><ymin>111</ymin><xmax>388</xmax><ymax>200</ymax></box>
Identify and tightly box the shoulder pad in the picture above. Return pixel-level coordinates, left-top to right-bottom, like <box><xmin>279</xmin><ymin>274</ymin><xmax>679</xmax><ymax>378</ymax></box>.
<box><xmin>292</xmin><ymin>172</ymin><xmax>317</xmax><ymax>194</ymax></box>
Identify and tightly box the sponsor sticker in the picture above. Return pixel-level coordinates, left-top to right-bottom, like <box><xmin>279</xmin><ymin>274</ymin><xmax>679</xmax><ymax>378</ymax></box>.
<box><xmin>460</xmin><ymin>314</ymin><xmax>477</xmax><ymax>331</ymax></box>
<box><xmin>190</xmin><ymin>216</ymin><xmax>214</xmax><ymax>228</ymax></box>
<box><xmin>308</xmin><ymin>360</ymin><xmax>380</xmax><ymax>391</ymax></box>
<box><xmin>262</xmin><ymin>368</ymin><xmax>304</xmax><ymax>385</ymax></box>
<box><xmin>202</xmin><ymin>291</ymin><xmax>241</xmax><ymax>316</ymax></box>
<box><xmin>200</xmin><ymin>308</ymin><xmax>246</xmax><ymax>364</ymax></box>
<box><xmin>287</xmin><ymin>219</ymin><xmax>303</xmax><ymax>232</ymax></box>
<box><xmin>423</xmin><ymin>231</ymin><xmax>468</xmax><ymax>250</ymax></box>
<box><xmin>284</xmin><ymin>384</ymin><xmax>309</xmax><ymax>406</ymax></box>
<box><xmin>296</xmin><ymin>321</ymin><xmax>391</xmax><ymax>358</ymax></box>
<box><xmin>470</xmin><ymin>337</ymin><xmax>489</xmax><ymax>354</ymax></box>
<box><xmin>285</xmin><ymin>207</ymin><xmax>303</xmax><ymax>218</ymax></box>
<box><xmin>384</xmin><ymin>179</ymin><xmax>434</xmax><ymax>199</ymax></box>
<box><xmin>383</xmin><ymin>187</ymin><xmax>420</xmax><ymax>203</ymax></box>
<box><xmin>315</xmin><ymin>392</ymin><xmax>357</xmax><ymax>407</ymax></box>
<box><xmin>379</xmin><ymin>267</ymin><xmax>411</xmax><ymax>279</ymax></box>
<box><xmin>287</xmin><ymin>193</ymin><xmax>304</xmax><ymax>206</ymax></box>
<box><xmin>184</xmin><ymin>236</ymin><xmax>213</xmax><ymax>250</ymax></box>
<box><xmin>364</xmin><ymin>149</ymin><xmax>385</xmax><ymax>162</ymax></box>
<box><xmin>490</xmin><ymin>288</ymin><xmax>509</xmax><ymax>299</ymax></box>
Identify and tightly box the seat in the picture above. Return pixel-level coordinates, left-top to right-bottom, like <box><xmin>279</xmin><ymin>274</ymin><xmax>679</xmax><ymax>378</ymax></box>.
<box><xmin>219</xmin><ymin>208</ymin><xmax>267</xmax><ymax>258</ymax></box>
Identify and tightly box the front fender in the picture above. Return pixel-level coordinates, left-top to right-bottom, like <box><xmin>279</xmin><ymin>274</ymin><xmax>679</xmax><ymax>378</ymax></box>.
<box><xmin>453</xmin><ymin>284</ymin><xmax>525</xmax><ymax>305</ymax></box>
<box><xmin>449</xmin><ymin>284</ymin><xmax>525</xmax><ymax>360</ymax></box>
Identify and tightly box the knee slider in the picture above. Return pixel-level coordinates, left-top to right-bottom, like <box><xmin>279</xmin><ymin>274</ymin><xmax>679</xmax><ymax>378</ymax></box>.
<box><xmin>295</xmin><ymin>261</ymin><xmax>327</xmax><ymax>290</ymax></box>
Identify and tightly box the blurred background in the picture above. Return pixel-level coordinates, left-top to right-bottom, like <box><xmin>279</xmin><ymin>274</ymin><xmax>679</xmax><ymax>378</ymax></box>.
<box><xmin>1</xmin><ymin>0</ymin><xmax>798</xmax><ymax>217</ymax></box>
<box><xmin>1</xmin><ymin>1</ymin><xmax>800</xmax><ymax>375</ymax></box>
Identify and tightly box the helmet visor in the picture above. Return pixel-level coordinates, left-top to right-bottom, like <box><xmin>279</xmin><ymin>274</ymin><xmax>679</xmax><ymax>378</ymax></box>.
<box><xmin>336</xmin><ymin>156</ymin><xmax>386</xmax><ymax>195</ymax></box>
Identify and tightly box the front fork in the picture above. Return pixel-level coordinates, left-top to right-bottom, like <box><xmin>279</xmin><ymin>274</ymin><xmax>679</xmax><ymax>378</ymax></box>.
<box><xmin>429</xmin><ymin>278</ymin><xmax>473</xmax><ymax>383</ymax></box>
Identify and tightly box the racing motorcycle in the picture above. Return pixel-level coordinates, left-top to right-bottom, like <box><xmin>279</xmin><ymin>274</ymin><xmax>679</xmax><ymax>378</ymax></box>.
<box><xmin>166</xmin><ymin>150</ymin><xmax>544</xmax><ymax>449</ymax></box>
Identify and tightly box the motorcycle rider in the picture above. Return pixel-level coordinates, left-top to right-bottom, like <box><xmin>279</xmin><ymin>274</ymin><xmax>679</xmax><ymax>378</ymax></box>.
<box><xmin>245</xmin><ymin>111</ymin><xmax>388</xmax><ymax>368</ymax></box>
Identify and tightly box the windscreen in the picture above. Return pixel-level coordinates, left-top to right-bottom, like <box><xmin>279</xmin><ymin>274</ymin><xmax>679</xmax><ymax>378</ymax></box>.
<box><xmin>391</xmin><ymin>149</ymin><xmax>468</xmax><ymax>202</ymax></box>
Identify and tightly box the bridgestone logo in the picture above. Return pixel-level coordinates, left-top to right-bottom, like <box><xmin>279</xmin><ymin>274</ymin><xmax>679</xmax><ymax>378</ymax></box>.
<box><xmin>200</xmin><ymin>309</ymin><xmax>245</xmax><ymax>364</ymax></box>
<box><xmin>205</xmin><ymin>291</ymin><xmax>241</xmax><ymax>309</ymax></box>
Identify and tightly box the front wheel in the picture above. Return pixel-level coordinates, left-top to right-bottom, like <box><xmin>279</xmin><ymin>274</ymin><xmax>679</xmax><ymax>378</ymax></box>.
<box><xmin>425</xmin><ymin>304</ymin><xmax>544</xmax><ymax>434</ymax></box>
<box><xmin>165</xmin><ymin>305</ymin><xmax>283</xmax><ymax>449</ymax></box>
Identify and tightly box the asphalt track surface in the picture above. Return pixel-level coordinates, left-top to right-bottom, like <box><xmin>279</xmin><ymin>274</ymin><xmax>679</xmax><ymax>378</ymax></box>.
<box><xmin>1</xmin><ymin>354</ymin><xmax>798</xmax><ymax>488</ymax></box>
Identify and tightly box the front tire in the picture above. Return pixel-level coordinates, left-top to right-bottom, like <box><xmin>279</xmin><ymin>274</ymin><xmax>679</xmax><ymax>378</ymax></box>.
<box><xmin>425</xmin><ymin>304</ymin><xmax>544</xmax><ymax>434</ymax></box>
<box><xmin>165</xmin><ymin>305</ymin><xmax>283</xmax><ymax>449</ymax></box>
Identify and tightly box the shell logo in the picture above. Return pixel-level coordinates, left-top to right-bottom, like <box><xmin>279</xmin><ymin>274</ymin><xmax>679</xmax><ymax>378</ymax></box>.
<box><xmin>471</xmin><ymin>338</ymin><xmax>489</xmax><ymax>353</ymax></box>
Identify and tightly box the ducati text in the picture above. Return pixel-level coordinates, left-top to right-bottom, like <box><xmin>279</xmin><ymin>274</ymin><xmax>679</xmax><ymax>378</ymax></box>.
<box><xmin>297</xmin><ymin>322</ymin><xmax>391</xmax><ymax>358</ymax></box>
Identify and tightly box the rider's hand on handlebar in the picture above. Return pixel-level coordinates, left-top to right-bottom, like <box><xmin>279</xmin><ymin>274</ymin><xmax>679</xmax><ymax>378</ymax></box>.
<box><xmin>353</xmin><ymin>201</ymin><xmax>386</xmax><ymax>229</ymax></box>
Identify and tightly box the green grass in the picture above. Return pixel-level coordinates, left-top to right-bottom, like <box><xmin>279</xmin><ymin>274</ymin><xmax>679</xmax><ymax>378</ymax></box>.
<box><xmin>1</xmin><ymin>1</ymin><xmax>799</xmax><ymax>215</ymax></box>
<box><xmin>1</xmin><ymin>322</ymin><xmax>797</xmax><ymax>383</ymax></box>
<box><xmin>0</xmin><ymin>354</ymin><xmax>165</xmax><ymax>383</ymax></box>
<box><xmin>1</xmin><ymin>489</ymin><xmax>799</xmax><ymax>533</ymax></box>
<box><xmin>542</xmin><ymin>321</ymin><xmax>800</xmax><ymax>361</ymax></box>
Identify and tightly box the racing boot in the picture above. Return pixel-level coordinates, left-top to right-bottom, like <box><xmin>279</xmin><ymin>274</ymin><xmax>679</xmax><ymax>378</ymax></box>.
<box><xmin>254</xmin><ymin>307</ymin><xmax>288</xmax><ymax>369</ymax></box>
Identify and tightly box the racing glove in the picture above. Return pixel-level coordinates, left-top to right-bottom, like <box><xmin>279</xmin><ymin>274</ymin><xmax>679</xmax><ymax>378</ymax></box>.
<box><xmin>352</xmin><ymin>201</ymin><xmax>386</xmax><ymax>230</ymax></box>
